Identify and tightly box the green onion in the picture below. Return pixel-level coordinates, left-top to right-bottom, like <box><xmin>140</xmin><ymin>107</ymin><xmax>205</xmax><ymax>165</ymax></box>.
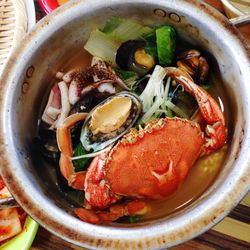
<box><xmin>140</xmin><ymin>97</ymin><xmax>165</xmax><ymax>123</ymax></box>
<box><xmin>165</xmin><ymin>100</ymin><xmax>189</xmax><ymax>118</ymax></box>
<box><xmin>200</xmin><ymin>84</ymin><xmax>211</xmax><ymax>91</ymax></box>
<box><xmin>114</xmin><ymin>68</ymin><xmax>139</xmax><ymax>89</ymax></box>
<box><xmin>140</xmin><ymin>65</ymin><xmax>167</xmax><ymax>113</ymax></box>
<box><xmin>129</xmin><ymin>215</ymin><xmax>142</xmax><ymax>223</ymax></box>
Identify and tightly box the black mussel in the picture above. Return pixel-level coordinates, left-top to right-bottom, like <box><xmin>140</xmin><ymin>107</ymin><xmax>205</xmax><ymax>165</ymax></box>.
<box><xmin>70</xmin><ymin>92</ymin><xmax>94</xmax><ymax>115</ymax></box>
<box><xmin>69</xmin><ymin>92</ymin><xmax>94</xmax><ymax>147</ymax></box>
<box><xmin>116</xmin><ymin>40</ymin><xmax>155</xmax><ymax>76</ymax></box>
<box><xmin>35</xmin><ymin>128</ymin><xmax>60</xmax><ymax>163</ymax></box>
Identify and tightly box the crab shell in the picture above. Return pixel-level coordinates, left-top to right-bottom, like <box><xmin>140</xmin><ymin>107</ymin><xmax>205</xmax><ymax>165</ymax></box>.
<box><xmin>85</xmin><ymin>117</ymin><xmax>205</xmax><ymax>209</ymax></box>
<box><xmin>104</xmin><ymin>117</ymin><xmax>205</xmax><ymax>200</ymax></box>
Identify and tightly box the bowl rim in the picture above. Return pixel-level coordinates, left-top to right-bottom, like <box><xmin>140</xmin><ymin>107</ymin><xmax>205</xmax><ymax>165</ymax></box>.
<box><xmin>0</xmin><ymin>0</ymin><xmax>250</xmax><ymax>249</ymax></box>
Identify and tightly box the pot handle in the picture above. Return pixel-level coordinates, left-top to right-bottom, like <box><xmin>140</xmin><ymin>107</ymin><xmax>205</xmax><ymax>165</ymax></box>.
<box><xmin>229</xmin><ymin>14</ymin><xmax>250</xmax><ymax>27</ymax></box>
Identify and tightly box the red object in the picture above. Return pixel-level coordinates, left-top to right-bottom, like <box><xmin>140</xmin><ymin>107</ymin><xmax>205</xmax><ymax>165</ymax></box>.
<box><xmin>38</xmin><ymin>0</ymin><xmax>59</xmax><ymax>14</ymax></box>
<box><xmin>0</xmin><ymin>176</ymin><xmax>5</xmax><ymax>190</ymax></box>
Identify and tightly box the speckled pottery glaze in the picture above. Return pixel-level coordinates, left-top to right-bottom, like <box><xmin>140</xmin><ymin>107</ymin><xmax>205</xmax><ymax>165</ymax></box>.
<box><xmin>0</xmin><ymin>0</ymin><xmax>250</xmax><ymax>249</ymax></box>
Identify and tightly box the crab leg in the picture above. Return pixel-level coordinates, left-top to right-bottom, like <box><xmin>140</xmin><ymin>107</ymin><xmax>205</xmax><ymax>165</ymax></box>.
<box><xmin>165</xmin><ymin>67</ymin><xmax>227</xmax><ymax>155</ymax></box>
<box><xmin>56</xmin><ymin>112</ymin><xmax>88</xmax><ymax>190</ymax></box>
<box><xmin>74</xmin><ymin>200</ymin><xmax>148</xmax><ymax>224</ymax></box>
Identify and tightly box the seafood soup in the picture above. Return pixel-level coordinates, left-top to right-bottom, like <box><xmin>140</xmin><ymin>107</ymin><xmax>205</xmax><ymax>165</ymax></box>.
<box><xmin>36</xmin><ymin>17</ymin><xmax>229</xmax><ymax>224</ymax></box>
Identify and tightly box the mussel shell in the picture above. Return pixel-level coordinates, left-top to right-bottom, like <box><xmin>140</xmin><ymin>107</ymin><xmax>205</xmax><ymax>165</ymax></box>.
<box><xmin>116</xmin><ymin>40</ymin><xmax>145</xmax><ymax>69</ymax></box>
<box><xmin>70</xmin><ymin>92</ymin><xmax>94</xmax><ymax>115</ymax></box>
<box><xmin>116</xmin><ymin>40</ymin><xmax>151</xmax><ymax>76</ymax></box>
<box><xmin>36</xmin><ymin>127</ymin><xmax>60</xmax><ymax>163</ymax></box>
<box><xmin>80</xmin><ymin>91</ymin><xmax>142</xmax><ymax>152</ymax></box>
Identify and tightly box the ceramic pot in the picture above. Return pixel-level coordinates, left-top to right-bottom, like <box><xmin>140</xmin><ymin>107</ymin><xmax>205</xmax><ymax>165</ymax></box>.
<box><xmin>0</xmin><ymin>0</ymin><xmax>250</xmax><ymax>249</ymax></box>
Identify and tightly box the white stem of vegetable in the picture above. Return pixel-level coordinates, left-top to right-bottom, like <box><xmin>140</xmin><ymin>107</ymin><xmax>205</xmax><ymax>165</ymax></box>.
<box><xmin>109</xmin><ymin>19</ymin><xmax>153</xmax><ymax>41</ymax></box>
<box><xmin>140</xmin><ymin>65</ymin><xmax>167</xmax><ymax>112</ymax></box>
<box><xmin>84</xmin><ymin>29</ymin><xmax>119</xmax><ymax>65</ymax></box>
<box><xmin>140</xmin><ymin>97</ymin><xmax>165</xmax><ymax>123</ymax></box>
<box><xmin>165</xmin><ymin>100</ymin><xmax>189</xmax><ymax>118</ymax></box>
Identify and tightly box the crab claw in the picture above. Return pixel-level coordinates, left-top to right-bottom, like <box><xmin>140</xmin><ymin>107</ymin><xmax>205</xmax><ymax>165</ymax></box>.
<box><xmin>74</xmin><ymin>200</ymin><xmax>148</xmax><ymax>224</ymax></box>
<box><xmin>84</xmin><ymin>153</ymin><xmax>119</xmax><ymax>209</ymax></box>
<box><xmin>165</xmin><ymin>67</ymin><xmax>227</xmax><ymax>155</ymax></box>
<box><xmin>56</xmin><ymin>112</ymin><xmax>88</xmax><ymax>189</ymax></box>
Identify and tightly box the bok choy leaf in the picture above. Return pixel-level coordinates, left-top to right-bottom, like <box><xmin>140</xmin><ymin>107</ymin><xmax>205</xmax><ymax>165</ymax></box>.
<box><xmin>84</xmin><ymin>29</ymin><xmax>120</xmax><ymax>64</ymax></box>
<box><xmin>102</xmin><ymin>16</ymin><xmax>124</xmax><ymax>33</ymax></box>
<box><xmin>103</xmin><ymin>16</ymin><xmax>153</xmax><ymax>42</ymax></box>
<box><xmin>114</xmin><ymin>68</ymin><xmax>139</xmax><ymax>90</ymax></box>
<box><xmin>72</xmin><ymin>143</ymin><xmax>92</xmax><ymax>172</ymax></box>
<box><xmin>156</xmin><ymin>25</ymin><xmax>176</xmax><ymax>66</ymax></box>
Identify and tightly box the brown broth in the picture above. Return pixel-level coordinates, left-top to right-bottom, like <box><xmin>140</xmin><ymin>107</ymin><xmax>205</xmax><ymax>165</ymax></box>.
<box><xmin>143</xmin><ymin>145</ymin><xmax>227</xmax><ymax>220</ymax></box>
<box><xmin>59</xmin><ymin>49</ymin><xmax>92</xmax><ymax>73</ymax></box>
<box><xmin>239</xmin><ymin>24</ymin><xmax>250</xmax><ymax>44</ymax></box>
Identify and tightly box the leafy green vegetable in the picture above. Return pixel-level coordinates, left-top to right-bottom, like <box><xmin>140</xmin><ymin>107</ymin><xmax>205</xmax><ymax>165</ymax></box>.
<box><xmin>106</xmin><ymin>18</ymin><xmax>153</xmax><ymax>42</ymax></box>
<box><xmin>115</xmin><ymin>68</ymin><xmax>138</xmax><ymax>81</ymax></box>
<box><xmin>72</xmin><ymin>143</ymin><xmax>92</xmax><ymax>172</ymax></box>
<box><xmin>129</xmin><ymin>215</ymin><xmax>142</xmax><ymax>223</ymax></box>
<box><xmin>166</xmin><ymin>108</ymin><xmax>173</xmax><ymax>118</ymax></box>
<box><xmin>139</xmin><ymin>65</ymin><xmax>168</xmax><ymax>123</ymax></box>
<box><xmin>200</xmin><ymin>84</ymin><xmax>211</xmax><ymax>91</ymax></box>
<box><xmin>141</xmin><ymin>29</ymin><xmax>156</xmax><ymax>42</ymax></box>
<box><xmin>102</xmin><ymin>16</ymin><xmax>124</xmax><ymax>33</ymax></box>
<box><xmin>144</xmin><ymin>41</ymin><xmax>158</xmax><ymax>62</ymax></box>
<box><xmin>156</xmin><ymin>25</ymin><xmax>176</xmax><ymax>66</ymax></box>
<box><xmin>102</xmin><ymin>16</ymin><xmax>154</xmax><ymax>40</ymax></box>
<box><xmin>114</xmin><ymin>68</ymin><xmax>139</xmax><ymax>89</ymax></box>
<box><xmin>84</xmin><ymin>17</ymin><xmax>155</xmax><ymax>65</ymax></box>
<box><xmin>84</xmin><ymin>29</ymin><xmax>119</xmax><ymax>64</ymax></box>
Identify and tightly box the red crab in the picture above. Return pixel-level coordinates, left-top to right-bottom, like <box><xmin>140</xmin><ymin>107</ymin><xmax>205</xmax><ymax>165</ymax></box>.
<box><xmin>56</xmin><ymin>67</ymin><xmax>227</xmax><ymax>224</ymax></box>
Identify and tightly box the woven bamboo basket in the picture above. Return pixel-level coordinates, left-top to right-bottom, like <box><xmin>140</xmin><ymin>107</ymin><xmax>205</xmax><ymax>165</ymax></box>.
<box><xmin>0</xmin><ymin>0</ymin><xmax>28</xmax><ymax>74</ymax></box>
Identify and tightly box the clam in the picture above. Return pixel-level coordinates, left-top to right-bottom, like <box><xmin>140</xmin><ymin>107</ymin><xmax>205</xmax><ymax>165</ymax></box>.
<box><xmin>176</xmin><ymin>49</ymin><xmax>209</xmax><ymax>84</ymax></box>
<box><xmin>80</xmin><ymin>92</ymin><xmax>142</xmax><ymax>152</ymax></box>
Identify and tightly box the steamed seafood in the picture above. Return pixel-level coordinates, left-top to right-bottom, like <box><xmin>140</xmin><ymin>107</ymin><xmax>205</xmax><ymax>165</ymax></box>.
<box><xmin>39</xmin><ymin>17</ymin><xmax>227</xmax><ymax>224</ymax></box>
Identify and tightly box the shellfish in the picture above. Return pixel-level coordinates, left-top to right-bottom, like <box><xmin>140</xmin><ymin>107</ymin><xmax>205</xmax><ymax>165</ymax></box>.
<box><xmin>80</xmin><ymin>92</ymin><xmax>142</xmax><ymax>152</ymax></box>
